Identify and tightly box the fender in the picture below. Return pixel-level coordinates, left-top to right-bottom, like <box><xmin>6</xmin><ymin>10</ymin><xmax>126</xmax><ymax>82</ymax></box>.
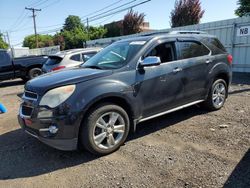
<box><xmin>73</xmin><ymin>79</ymin><xmax>142</xmax><ymax>131</ymax></box>
<box><xmin>205</xmin><ymin>62</ymin><xmax>232</xmax><ymax>98</ymax></box>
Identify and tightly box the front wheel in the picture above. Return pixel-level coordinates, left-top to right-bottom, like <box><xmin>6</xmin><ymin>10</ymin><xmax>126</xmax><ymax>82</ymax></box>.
<box><xmin>80</xmin><ymin>103</ymin><xmax>130</xmax><ymax>155</ymax></box>
<box><xmin>203</xmin><ymin>79</ymin><xmax>228</xmax><ymax>110</ymax></box>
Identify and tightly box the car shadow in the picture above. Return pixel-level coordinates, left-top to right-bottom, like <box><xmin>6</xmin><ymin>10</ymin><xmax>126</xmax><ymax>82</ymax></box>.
<box><xmin>0</xmin><ymin>105</ymin><xmax>206</xmax><ymax>180</ymax></box>
<box><xmin>229</xmin><ymin>88</ymin><xmax>250</xmax><ymax>95</ymax></box>
<box><xmin>0</xmin><ymin>79</ymin><xmax>24</xmax><ymax>88</ymax></box>
<box><xmin>224</xmin><ymin>149</ymin><xmax>250</xmax><ymax>188</ymax></box>
<box><xmin>232</xmin><ymin>73</ymin><xmax>250</xmax><ymax>85</ymax></box>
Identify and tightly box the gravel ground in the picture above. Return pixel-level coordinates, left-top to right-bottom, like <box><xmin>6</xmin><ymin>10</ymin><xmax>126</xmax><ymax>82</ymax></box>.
<box><xmin>0</xmin><ymin>74</ymin><xmax>249</xmax><ymax>188</ymax></box>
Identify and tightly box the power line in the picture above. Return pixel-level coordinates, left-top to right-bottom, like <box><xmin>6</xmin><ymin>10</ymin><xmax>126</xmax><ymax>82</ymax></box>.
<box><xmin>80</xmin><ymin>0</ymin><xmax>124</xmax><ymax>19</ymax></box>
<box><xmin>37</xmin><ymin>0</ymin><xmax>150</xmax><ymax>34</ymax></box>
<box><xmin>28</xmin><ymin>0</ymin><xmax>48</xmax><ymax>7</ymax></box>
<box><xmin>11</xmin><ymin>0</ymin><xmax>151</xmax><ymax>38</ymax></box>
<box><xmin>38</xmin><ymin>0</ymin><xmax>136</xmax><ymax>31</ymax></box>
<box><xmin>87</xmin><ymin>0</ymin><xmax>151</xmax><ymax>23</ymax></box>
<box><xmin>8</xmin><ymin>10</ymin><xmax>29</xmax><ymax>31</ymax></box>
<box><xmin>37</xmin><ymin>0</ymin><xmax>128</xmax><ymax>30</ymax></box>
<box><xmin>40</xmin><ymin>0</ymin><xmax>61</xmax><ymax>9</ymax></box>
<box><xmin>33</xmin><ymin>0</ymin><xmax>50</xmax><ymax>7</ymax></box>
<box><xmin>81</xmin><ymin>0</ymin><xmax>136</xmax><ymax>21</ymax></box>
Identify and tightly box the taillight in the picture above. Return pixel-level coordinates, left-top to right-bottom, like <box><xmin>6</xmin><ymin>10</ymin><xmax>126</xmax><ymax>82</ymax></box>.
<box><xmin>52</xmin><ymin>66</ymin><xmax>66</xmax><ymax>71</ymax></box>
<box><xmin>227</xmin><ymin>54</ymin><xmax>233</xmax><ymax>65</ymax></box>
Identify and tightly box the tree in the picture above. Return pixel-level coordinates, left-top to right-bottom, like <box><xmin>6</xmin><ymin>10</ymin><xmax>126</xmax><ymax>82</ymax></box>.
<box><xmin>53</xmin><ymin>33</ymin><xmax>65</xmax><ymax>50</ymax></box>
<box><xmin>23</xmin><ymin>34</ymin><xmax>54</xmax><ymax>49</ymax></box>
<box><xmin>25</xmin><ymin>34</ymin><xmax>54</xmax><ymax>48</ymax></box>
<box><xmin>0</xmin><ymin>33</ymin><xmax>8</xmax><ymax>49</ymax></box>
<box><xmin>235</xmin><ymin>0</ymin><xmax>250</xmax><ymax>17</ymax></box>
<box><xmin>62</xmin><ymin>28</ymin><xmax>88</xmax><ymax>49</ymax></box>
<box><xmin>170</xmin><ymin>0</ymin><xmax>205</xmax><ymax>28</ymax></box>
<box><xmin>22</xmin><ymin>15</ymin><xmax>107</xmax><ymax>49</ymax></box>
<box><xmin>60</xmin><ymin>15</ymin><xmax>106</xmax><ymax>49</ymax></box>
<box><xmin>88</xmin><ymin>26</ymin><xmax>107</xmax><ymax>40</ymax></box>
<box><xmin>63</xmin><ymin>15</ymin><xmax>85</xmax><ymax>31</ymax></box>
<box><xmin>122</xmin><ymin>9</ymin><xmax>145</xmax><ymax>35</ymax></box>
<box><xmin>104</xmin><ymin>21</ymin><xmax>123</xmax><ymax>37</ymax></box>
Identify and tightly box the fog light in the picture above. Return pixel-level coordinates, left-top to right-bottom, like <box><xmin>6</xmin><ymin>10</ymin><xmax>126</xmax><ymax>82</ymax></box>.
<box><xmin>39</xmin><ymin>125</ymin><xmax>58</xmax><ymax>134</ymax></box>
<box><xmin>49</xmin><ymin>125</ymin><xmax>58</xmax><ymax>134</ymax></box>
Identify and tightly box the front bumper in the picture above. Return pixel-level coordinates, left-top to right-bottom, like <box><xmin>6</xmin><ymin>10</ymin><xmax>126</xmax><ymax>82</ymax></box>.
<box><xmin>18</xmin><ymin>115</ymin><xmax>78</xmax><ymax>151</ymax></box>
<box><xmin>18</xmin><ymin>90</ymin><xmax>82</xmax><ymax>151</ymax></box>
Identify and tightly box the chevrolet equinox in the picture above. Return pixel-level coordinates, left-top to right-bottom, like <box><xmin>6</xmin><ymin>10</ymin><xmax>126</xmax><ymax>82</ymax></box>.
<box><xmin>18</xmin><ymin>31</ymin><xmax>232</xmax><ymax>155</ymax></box>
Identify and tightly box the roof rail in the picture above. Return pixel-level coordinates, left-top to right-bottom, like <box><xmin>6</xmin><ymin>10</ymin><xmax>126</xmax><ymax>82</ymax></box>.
<box><xmin>169</xmin><ymin>30</ymin><xmax>207</xmax><ymax>35</ymax></box>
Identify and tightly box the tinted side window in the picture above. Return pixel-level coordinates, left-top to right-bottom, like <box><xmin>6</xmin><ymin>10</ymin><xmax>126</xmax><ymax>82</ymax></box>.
<box><xmin>0</xmin><ymin>51</ymin><xmax>11</xmax><ymax>66</ymax></box>
<box><xmin>202</xmin><ymin>38</ymin><xmax>226</xmax><ymax>55</ymax></box>
<box><xmin>178</xmin><ymin>41</ymin><xmax>210</xmax><ymax>59</ymax></box>
<box><xmin>70</xmin><ymin>54</ymin><xmax>81</xmax><ymax>62</ymax></box>
<box><xmin>83</xmin><ymin>52</ymin><xmax>96</xmax><ymax>62</ymax></box>
<box><xmin>146</xmin><ymin>42</ymin><xmax>175</xmax><ymax>63</ymax></box>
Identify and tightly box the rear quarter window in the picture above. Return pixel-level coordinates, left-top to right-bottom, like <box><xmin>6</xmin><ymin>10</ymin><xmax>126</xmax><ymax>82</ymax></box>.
<box><xmin>45</xmin><ymin>56</ymin><xmax>62</xmax><ymax>65</ymax></box>
<box><xmin>70</xmin><ymin>54</ymin><xmax>81</xmax><ymax>62</ymax></box>
<box><xmin>202</xmin><ymin>38</ymin><xmax>227</xmax><ymax>55</ymax></box>
<box><xmin>83</xmin><ymin>52</ymin><xmax>96</xmax><ymax>62</ymax></box>
<box><xmin>178</xmin><ymin>41</ymin><xmax>210</xmax><ymax>59</ymax></box>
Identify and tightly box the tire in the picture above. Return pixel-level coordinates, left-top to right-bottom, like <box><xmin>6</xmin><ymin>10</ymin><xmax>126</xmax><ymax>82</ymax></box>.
<box><xmin>203</xmin><ymin>79</ymin><xmax>228</xmax><ymax>111</ymax></box>
<box><xmin>80</xmin><ymin>103</ymin><xmax>130</xmax><ymax>155</ymax></box>
<box><xmin>28</xmin><ymin>68</ymin><xmax>42</xmax><ymax>80</ymax></box>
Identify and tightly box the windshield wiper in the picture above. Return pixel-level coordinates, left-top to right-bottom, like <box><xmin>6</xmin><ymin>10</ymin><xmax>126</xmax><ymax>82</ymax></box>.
<box><xmin>83</xmin><ymin>65</ymin><xmax>103</xmax><ymax>70</ymax></box>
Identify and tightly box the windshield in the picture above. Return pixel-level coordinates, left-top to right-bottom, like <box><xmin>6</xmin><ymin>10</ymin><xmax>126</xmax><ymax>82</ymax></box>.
<box><xmin>82</xmin><ymin>41</ymin><xmax>145</xmax><ymax>69</ymax></box>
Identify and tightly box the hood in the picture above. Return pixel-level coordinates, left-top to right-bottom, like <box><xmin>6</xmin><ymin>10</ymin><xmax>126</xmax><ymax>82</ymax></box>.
<box><xmin>25</xmin><ymin>67</ymin><xmax>112</xmax><ymax>94</ymax></box>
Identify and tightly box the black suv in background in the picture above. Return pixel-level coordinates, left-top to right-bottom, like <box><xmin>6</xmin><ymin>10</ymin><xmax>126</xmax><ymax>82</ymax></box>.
<box><xmin>18</xmin><ymin>31</ymin><xmax>232</xmax><ymax>155</ymax></box>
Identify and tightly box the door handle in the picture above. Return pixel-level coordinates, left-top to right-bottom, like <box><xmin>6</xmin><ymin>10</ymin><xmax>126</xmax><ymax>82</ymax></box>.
<box><xmin>206</xmin><ymin>59</ymin><xmax>212</xmax><ymax>64</ymax></box>
<box><xmin>173</xmin><ymin>67</ymin><xmax>182</xmax><ymax>73</ymax></box>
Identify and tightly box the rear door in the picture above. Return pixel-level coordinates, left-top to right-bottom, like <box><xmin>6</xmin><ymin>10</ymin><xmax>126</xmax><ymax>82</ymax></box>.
<box><xmin>176</xmin><ymin>39</ymin><xmax>213</xmax><ymax>102</ymax></box>
<box><xmin>0</xmin><ymin>51</ymin><xmax>14</xmax><ymax>80</ymax></box>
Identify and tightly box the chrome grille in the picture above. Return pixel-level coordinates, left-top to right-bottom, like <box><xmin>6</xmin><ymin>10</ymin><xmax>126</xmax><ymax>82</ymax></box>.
<box><xmin>24</xmin><ymin>90</ymin><xmax>38</xmax><ymax>100</ymax></box>
<box><xmin>21</xmin><ymin>105</ymin><xmax>33</xmax><ymax>117</ymax></box>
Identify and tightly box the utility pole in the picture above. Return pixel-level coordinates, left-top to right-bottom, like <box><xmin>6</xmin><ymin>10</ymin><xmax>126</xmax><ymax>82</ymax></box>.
<box><xmin>25</xmin><ymin>7</ymin><xmax>41</xmax><ymax>48</ymax></box>
<box><xmin>5</xmin><ymin>32</ymin><xmax>11</xmax><ymax>48</ymax></box>
<box><xmin>86</xmin><ymin>18</ymin><xmax>89</xmax><ymax>40</ymax></box>
<box><xmin>5</xmin><ymin>31</ymin><xmax>14</xmax><ymax>57</ymax></box>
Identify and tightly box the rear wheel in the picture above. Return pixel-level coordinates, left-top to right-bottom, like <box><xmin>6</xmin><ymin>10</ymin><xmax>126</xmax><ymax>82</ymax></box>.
<box><xmin>203</xmin><ymin>79</ymin><xmax>227</xmax><ymax>110</ymax></box>
<box><xmin>28</xmin><ymin>68</ymin><xmax>42</xmax><ymax>80</ymax></box>
<box><xmin>80</xmin><ymin>103</ymin><xmax>130</xmax><ymax>155</ymax></box>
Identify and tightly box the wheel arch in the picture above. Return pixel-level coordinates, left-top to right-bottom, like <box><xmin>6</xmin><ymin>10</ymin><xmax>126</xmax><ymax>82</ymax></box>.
<box><xmin>24</xmin><ymin>64</ymin><xmax>43</xmax><ymax>77</ymax></box>
<box><xmin>77</xmin><ymin>95</ymin><xmax>136</xmax><ymax>144</ymax></box>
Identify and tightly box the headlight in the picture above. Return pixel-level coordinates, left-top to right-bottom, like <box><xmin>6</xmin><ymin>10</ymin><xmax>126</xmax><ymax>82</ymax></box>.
<box><xmin>39</xmin><ymin>85</ymin><xmax>76</xmax><ymax>108</ymax></box>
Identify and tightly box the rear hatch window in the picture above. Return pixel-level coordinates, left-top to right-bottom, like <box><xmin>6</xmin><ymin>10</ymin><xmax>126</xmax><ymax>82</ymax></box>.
<box><xmin>45</xmin><ymin>56</ymin><xmax>63</xmax><ymax>65</ymax></box>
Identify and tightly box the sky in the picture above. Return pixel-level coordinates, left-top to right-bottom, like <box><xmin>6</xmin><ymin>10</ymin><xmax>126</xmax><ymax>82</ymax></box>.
<box><xmin>0</xmin><ymin>0</ymin><xmax>238</xmax><ymax>47</ymax></box>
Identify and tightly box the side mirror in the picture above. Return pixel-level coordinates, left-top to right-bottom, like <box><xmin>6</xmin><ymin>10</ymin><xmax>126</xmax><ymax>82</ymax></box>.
<box><xmin>139</xmin><ymin>56</ymin><xmax>161</xmax><ymax>67</ymax></box>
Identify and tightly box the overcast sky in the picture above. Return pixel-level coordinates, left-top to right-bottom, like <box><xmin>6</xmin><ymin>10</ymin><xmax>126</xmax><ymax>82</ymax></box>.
<box><xmin>0</xmin><ymin>0</ymin><xmax>238</xmax><ymax>47</ymax></box>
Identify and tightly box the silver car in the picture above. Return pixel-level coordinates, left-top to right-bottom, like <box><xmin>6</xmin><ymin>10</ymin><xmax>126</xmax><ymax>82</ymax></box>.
<box><xmin>42</xmin><ymin>47</ymin><xmax>101</xmax><ymax>73</ymax></box>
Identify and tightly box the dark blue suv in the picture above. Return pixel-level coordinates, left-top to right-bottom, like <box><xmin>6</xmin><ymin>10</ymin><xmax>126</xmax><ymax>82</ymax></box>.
<box><xmin>18</xmin><ymin>31</ymin><xmax>232</xmax><ymax>155</ymax></box>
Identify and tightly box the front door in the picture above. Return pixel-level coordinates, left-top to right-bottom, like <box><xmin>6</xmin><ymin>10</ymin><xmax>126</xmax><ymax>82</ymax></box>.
<box><xmin>135</xmin><ymin>40</ymin><xmax>185</xmax><ymax>118</ymax></box>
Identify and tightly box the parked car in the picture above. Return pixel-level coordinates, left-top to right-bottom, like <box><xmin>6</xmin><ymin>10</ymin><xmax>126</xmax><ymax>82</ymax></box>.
<box><xmin>42</xmin><ymin>48</ymin><xmax>101</xmax><ymax>73</ymax></box>
<box><xmin>18</xmin><ymin>31</ymin><xmax>232</xmax><ymax>155</ymax></box>
<box><xmin>0</xmin><ymin>49</ymin><xmax>48</xmax><ymax>81</ymax></box>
